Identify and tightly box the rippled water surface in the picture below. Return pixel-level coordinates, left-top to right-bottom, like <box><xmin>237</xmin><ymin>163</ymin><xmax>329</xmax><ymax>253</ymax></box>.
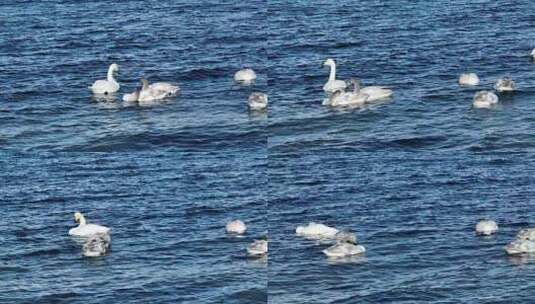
<box><xmin>2</xmin><ymin>0</ymin><xmax>535</xmax><ymax>303</ymax></box>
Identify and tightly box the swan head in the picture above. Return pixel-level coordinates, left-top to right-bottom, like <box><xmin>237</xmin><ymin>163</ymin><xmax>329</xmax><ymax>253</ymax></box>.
<box><xmin>323</xmin><ymin>58</ymin><xmax>335</xmax><ymax>67</ymax></box>
<box><xmin>109</xmin><ymin>63</ymin><xmax>119</xmax><ymax>73</ymax></box>
<box><xmin>73</xmin><ymin>212</ymin><xmax>86</xmax><ymax>225</ymax></box>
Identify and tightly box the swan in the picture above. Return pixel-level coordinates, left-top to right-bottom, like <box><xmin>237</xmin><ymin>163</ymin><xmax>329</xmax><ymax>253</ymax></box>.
<box><xmin>323</xmin><ymin>241</ymin><xmax>366</xmax><ymax>258</ymax></box>
<box><xmin>248</xmin><ymin>92</ymin><xmax>268</xmax><ymax>110</ymax></box>
<box><xmin>494</xmin><ymin>77</ymin><xmax>516</xmax><ymax>92</ymax></box>
<box><xmin>90</xmin><ymin>63</ymin><xmax>120</xmax><ymax>95</ymax></box>
<box><xmin>473</xmin><ymin>91</ymin><xmax>498</xmax><ymax>108</ymax></box>
<box><xmin>226</xmin><ymin>219</ymin><xmax>247</xmax><ymax>234</ymax></box>
<box><xmin>247</xmin><ymin>239</ymin><xmax>268</xmax><ymax>256</ymax></box>
<box><xmin>358</xmin><ymin>79</ymin><xmax>393</xmax><ymax>102</ymax></box>
<box><xmin>82</xmin><ymin>233</ymin><xmax>111</xmax><ymax>257</ymax></box>
<box><xmin>68</xmin><ymin>212</ymin><xmax>110</xmax><ymax>237</ymax></box>
<box><xmin>531</xmin><ymin>49</ymin><xmax>535</xmax><ymax>60</ymax></box>
<box><xmin>138</xmin><ymin>78</ymin><xmax>179</xmax><ymax>103</ymax></box>
<box><xmin>296</xmin><ymin>222</ymin><xmax>339</xmax><ymax>239</ymax></box>
<box><xmin>334</xmin><ymin>230</ymin><xmax>357</xmax><ymax>244</ymax></box>
<box><xmin>323</xmin><ymin>58</ymin><xmax>347</xmax><ymax>93</ymax></box>
<box><xmin>515</xmin><ymin>228</ymin><xmax>535</xmax><ymax>241</ymax></box>
<box><xmin>505</xmin><ymin>239</ymin><xmax>535</xmax><ymax>255</ymax></box>
<box><xmin>234</xmin><ymin>68</ymin><xmax>256</xmax><ymax>84</ymax></box>
<box><xmin>459</xmin><ymin>73</ymin><xmax>480</xmax><ymax>86</ymax></box>
<box><xmin>328</xmin><ymin>78</ymin><xmax>369</xmax><ymax>107</ymax></box>
<box><xmin>475</xmin><ymin>219</ymin><xmax>498</xmax><ymax>236</ymax></box>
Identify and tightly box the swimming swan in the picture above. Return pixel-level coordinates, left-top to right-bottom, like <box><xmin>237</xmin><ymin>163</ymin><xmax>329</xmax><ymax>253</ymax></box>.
<box><xmin>459</xmin><ymin>73</ymin><xmax>480</xmax><ymax>86</ymax></box>
<box><xmin>248</xmin><ymin>92</ymin><xmax>268</xmax><ymax>110</ymax></box>
<box><xmin>122</xmin><ymin>89</ymin><xmax>140</xmax><ymax>102</ymax></box>
<box><xmin>323</xmin><ymin>58</ymin><xmax>347</xmax><ymax>93</ymax></box>
<box><xmin>296</xmin><ymin>222</ymin><xmax>339</xmax><ymax>239</ymax></box>
<box><xmin>473</xmin><ymin>91</ymin><xmax>498</xmax><ymax>108</ymax></box>
<box><xmin>90</xmin><ymin>63</ymin><xmax>120</xmax><ymax>95</ymax></box>
<box><xmin>358</xmin><ymin>79</ymin><xmax>394</xmax><ymax>102</ymax></box>
<box><xmin>329</xmin><ymin>78</ymin><xmax>369</xmax><ymax>107</ymax></box>
<box><xmin>323</xmin><ymin>241</ymin><xmax>366</xmax><ymax>258</ymax></box>
<box><xmin>531</xmin><ymin>49</ymin><xmax>535</xmax><ymax>60</ymax></box>
<box><xmin>234</xmin><ymin>68</ymin><xmax>256</xmax><ymax>84</ymax></box>
<box><xmin>226</xmin><ymin>219</ymin><xmax>247</xmax><ymax>234</ymax></box>
<box><xmin>138</xmin><ymin>78</ymin><xmax>179</xmax><ymax>103</ymax></box>
<box><xmin>82</xmin><ymin>233</ymin><xmax>111</xmax><ymax>257</ymax></box>
<box><xmin>494</xmin><ymin>77</ymin><xmax>516</xmax><ymax>92</ymax></box>
<box><xmin>475</xmin><ymin>219</ymin><xmax>498</xmax><ymax>236</ymax></box>
<box><xmin>247</xmin><ymin>239</ymin><xmax>268</xmax><ymax>256</ymax></box>
<box><xmin>68</xmin><ymin>212</ymin><xmax>110</xmax><ymax>237</ymax></box>
<box><xmin>505</xmin><ymin>228</ymin><xmax>535</xmax><ymax>255</ymax></box>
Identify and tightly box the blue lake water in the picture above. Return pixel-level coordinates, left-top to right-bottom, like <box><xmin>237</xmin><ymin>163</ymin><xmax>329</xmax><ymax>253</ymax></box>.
<box><xmin>2</xmin><ymin>0</ymin><xmax>535</xmax><ymax>303</ymax></box>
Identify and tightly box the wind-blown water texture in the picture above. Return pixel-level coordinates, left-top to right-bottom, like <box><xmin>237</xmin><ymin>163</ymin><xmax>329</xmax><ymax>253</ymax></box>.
<box><xmin>0</xmin><ymin>152</ymin><xmax>267</xmax><ymax>303</ymax></box>
<box><xmin>269</xmin><ymin>1</ymin><xmax>535</xmax><ymax>303</ymax></box>
<box><xmin>0</xmin><ymin>1</ymin><xmax>267</xmax><ymax>152</ymax></box>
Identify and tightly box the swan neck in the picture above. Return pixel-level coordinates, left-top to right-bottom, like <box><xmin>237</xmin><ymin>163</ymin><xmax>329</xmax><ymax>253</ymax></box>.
<box><xmin>79</xmin><ymin>215</ymin><xmax>86</xmax><ymax>226</ymax></box>
<box><xmin>328</xmin><ymin>64</ymin><xmax>336</xmax><ymax>82</ymax></box>
<box><xmin>107</xmin><ymin>67</ymin><xmax>116</xmax><ymax>82</ymax></box>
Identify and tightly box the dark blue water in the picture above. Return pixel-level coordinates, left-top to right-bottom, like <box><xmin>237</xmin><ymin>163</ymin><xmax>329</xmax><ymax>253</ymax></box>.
<box><xmin>269</xmin><ymin>1</ymin><xmax>535</xmax><ymax>303</ymax></box>
<box><xmin>2</xmin><ymin>0</ymin><xmax>535</xmax><ymax>303</ymax></box>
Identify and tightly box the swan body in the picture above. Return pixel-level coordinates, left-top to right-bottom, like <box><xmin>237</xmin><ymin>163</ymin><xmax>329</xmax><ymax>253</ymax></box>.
<box><xmin>323</xmin><ymin>242</ymin><xmax>366</xmax><ymax>258</ymax></box>
<box><xmin>328</xmin><ymin>78</ymin><xmax>369</xmax><ymax>106</ymax></box>
<box><xmin>516</xmin><ymin>228</ymin><xmax>535</xmax><ymax>241</ymax></box>
<box><xmin>138</xmin><ymin>78</ymin><xmax>179</xmax><ymax>103</ymax></box>
<box><xmin>82</xmin><ymin>233</ymin><xmax>111</xmax><ymax>257</ymax></box>
<box><xmin>475</xmin><ymin>219</ymin><xmax>498</xmax><ymax>236</ymax></box>
<box><xmin>360</xmin><ymin>86</ymin><xmax>393</xmax><ymax>101</ymax></box>
<box><xmin>494</xmin><ymin>77</ymin><xmax>516</xmax><ymax>92</ymax></box>
<box><xmin>459</xmin><ymin>73</ymin><xmax>480</xmax><ymax>86</ymax></box>
<box><xmin>323</xmin><ymin>58</ymin><xmax>347</xmax><ymax>93</ymax></box>
<box><xmin>90</xmin><ymin>63</ymin><xmax>120</xmax><ymax>95</ymax></box>
<box><xmin>473</xmin><ymin>91</ymin><xmax>498</xmax><ymax>108</ymax></box>
<box><xmin>296</xmin><ymin>222</ymin><xmax>339</xmax><ymax>239</ymax></box>
<box><xmin>68</xmin><ymin>212</ymin><xmax>110</xmax><ymax>237</ymax></box>
<box><xmin>226</xmin><ymin>219</ymin><xmax>247</xmax><ymax>234</ymax></box>
<box><xmin>248</xmin><ymin>92</ymin><xmax>268</xmax><ymax>110</ymax></box>
<box><xmin>334</xmin><ymin>231</ymin><xmax>357</xmax><ymax>244</ymax></box>
<box><xmin>531</xmin><ymin>49</ymin><xmax>535</xmax><ymax>60</ymax></box>
<box><xmin>505</xmin><ymin>239</ymin><xmax>535</xmax><ymax>255</ymax></box>
<box><xmin>234</xmin><ymin>68</ymin><xmax>256</xmax><ymax>84</ymax></box>
<box><xmin>247</xmin><ymin>240</ymin><xmax>268</xmax><ymax>256</ymax></box>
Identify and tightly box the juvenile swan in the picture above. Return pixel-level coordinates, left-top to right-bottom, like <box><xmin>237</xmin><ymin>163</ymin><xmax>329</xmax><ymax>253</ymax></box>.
<box><xmin>459</xmin><ymin>73</ymin><xmax>480</xmax><ymax>86</ymax></box>
<box><xmin>68</xmin><ymin>212</ymin><xmax>110</xmax><ymax>237</ymax></box>
<box><xmin>296</xmin><ymin>222</ymin><xmax>339</xmax><ymax>239</ymax></box>
<box><xmin>329</xmin><ymin>78</ymin><xmax>369</xmax><ymax>107</ymax></box>
<box><xmin>247</xmin><ymin>240</ymin><xmax>268</xmax><ymax>256</ymax></box>
<box><xmin>138</xmin><ymin>78</ymin><xmax>179</xmax><ymax>103</ymax></box>
<box><xmin>475</xmin><ymin>219</ymin><xmax>498</xmax><ymax>236</ymax></box>
<box><xmin>82</xmin><ymin>233</ymin><xmax>111</xmax><ymax>257</ymax></box>
<box><xmin>90</xmin><ymin>63</ymin><xmax>120</xmax><ymax>95</ymax></box>
<box><xmin>323</xmin><ymin>58</ymin><xmax>347</xmax><ymax>93</ymax></box>
<box><xmin>323</xmin><ymin>241</ymin><xmax>366</xmax><ymax>258</ymax></box>
<box><xmin>494</xmin><ymin>77</ymin><xmax>516</xmax><ymax>92</ymax></box>
<box><xmin>234</xmin><ymin>68</ymin><xmax>256</xmax><ymax>84</ymax></box>
<box><xmin>357</xmin><ymin>79</ymin><xmax>393</xmax><ymax>102</ymax></box>
<box><xmin>226</xmin><ymin>219</ymin><xmax>247</xmax><ymax>234</ymax></box>
<box><xmin>248</xmin><ymin>92</ymin><xmax>268</xmax><ymax>110</ymax></box>
<box><xmin>473</xmin><ymin>91</ymin><xmax>498</xmax><ymax>109</ymax></box>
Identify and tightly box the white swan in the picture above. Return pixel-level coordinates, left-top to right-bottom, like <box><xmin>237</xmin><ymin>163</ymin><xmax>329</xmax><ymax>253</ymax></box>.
<box><xmin>247</xmin><ymin>239</ymin><xmax>268</xmax><ymax>256</ymax></box>
<box><xmin>138</xmin><ymin>78</ymin><xmax>179</xmax><ymax>103</ymax></box>
<box><xmin>359</xmin><ymin>80</ymin><xmax>394</xmax><ymax>102</ymax></box>
<box><xmin>90</xmin><ymin>63</ymin><xmax>120</xmax><ymax>95</ymax></box>
<box><xmin>248</xmin><ymin>92</ymin><xmax>268</xmax><ymax>110</ymax></box>
<box><xmin>475</xmin><ymin>219</ymin><xmax>498</xmax><ymax>236</ymax></box>
<box><xmin>505</xmin><ymin>239</ymin><xmax>535</xmax><ymax>255</ymax></box>
<box><xmin>516</xmin><ymin>228</ymin><xmax>535</xmax><ymax>240</ymax></box>
<box><xmin>323</xmin><ymin>58</ymin><xmax>347</xmax><ymax>93</ymax></box>
<box><xmin>68</xmin><ymin>212</ymin><xmax>110</xmax><ymax>237</ymax></box>
<box><xmin>323</xmin><ymin>242</ymin><xmax>366</xmax><ymax>258</ymax></box>
<box><xmin>226</xmin><ymin>219</ymin><xmax>247</xmax><ymax>234</ymax></box>
<box><xmin>494</xmin><ymin>77</ymin><xmax>516</xmax><ymax>92</ymax></box>
<box><xmin>296</xmin><ymin>222</ymin><xmax>339</xmax><ymax>239</ymax></box>
<box><xmin>459</xmin><ymin>73</ymin><xmax>480</xmax><ymax>86</ymax></box>
<box><xmin>328</xmin><ymin>78</ymin><xmax>369</xmax><ymax>107</ymax></box>
<box><xmin>82</xmin><ymin>233</ymin><xmax>111</xmax><ymax>257</ymax></box>
<box><xmin>473</xmin><ymin>91</ymin><xmax>498</xmax><ymax>108</ymax></box>
<box><xmin>234</xmin><ymin>68</ymin><xmax>256</xmax><ymax>84</ymax></box>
